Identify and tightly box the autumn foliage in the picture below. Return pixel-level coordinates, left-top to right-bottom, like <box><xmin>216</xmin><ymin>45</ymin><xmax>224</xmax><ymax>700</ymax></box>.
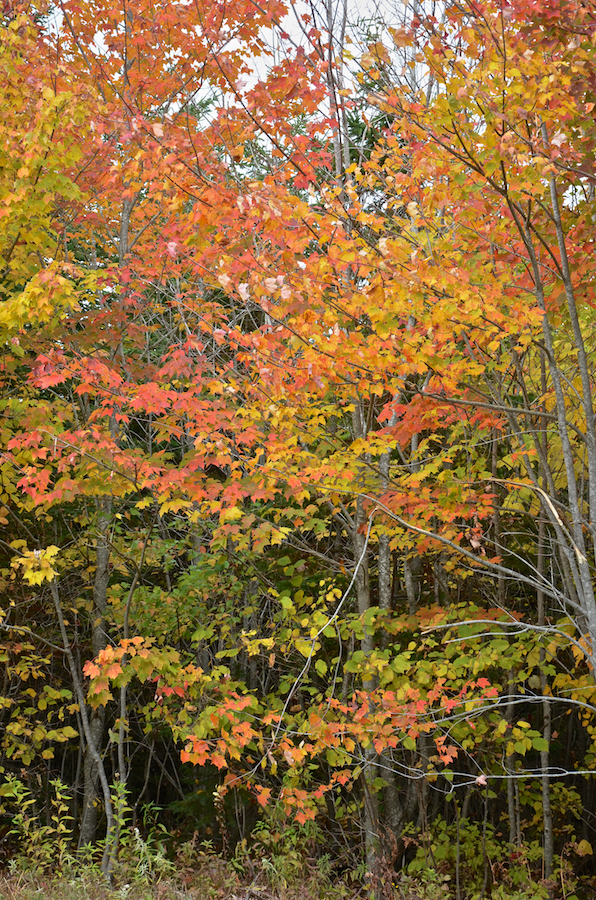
<box><xmin>3</xmin><ymin>0</ymin><xmax>596</xmax><ymax>894</ymax></box>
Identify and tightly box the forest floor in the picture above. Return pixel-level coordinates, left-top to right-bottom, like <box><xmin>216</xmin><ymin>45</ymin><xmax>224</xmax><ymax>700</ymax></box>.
<box><xmin>0</xmin><ymin>873</ymin><xmax>366</xmax><ymax>900</ymax></box>
<box><xmin>0</xmin><ymin>858</ymin><xmax>452</xmax><ymax>900</ymax></box>
<box><xmin>0</xmin><ymin>853</ymin><xmax>372</xmax><ymax>900</ymax></box>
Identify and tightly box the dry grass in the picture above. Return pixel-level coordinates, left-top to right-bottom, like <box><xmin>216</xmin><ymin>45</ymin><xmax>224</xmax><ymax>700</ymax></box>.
<box><xmin>0</xmin><ymin>851</ymin><xmax>363</xmax><ymax>900</ymax></box>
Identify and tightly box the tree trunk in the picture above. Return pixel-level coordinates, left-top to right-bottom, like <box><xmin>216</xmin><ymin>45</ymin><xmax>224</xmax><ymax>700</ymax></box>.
<box><xmin>505</xmin><ymin>672</ymin><xmax>521</xmax><ymax>848</ymax></box>
<box><xmin>537</xmin><ymin>516</ymin><xmax>554</xmax><ymax>884</ymax></box>
<box><xmin>51</xmin><ymin>579</ymin><xmax>115</xmax><ymax>879</ymax></box>
<box><xmin>78</xmin><ymin>501</ymin><xmax>110</xmax><ymax>850</ymax></box>
<box><xmin>352</xmin><ymin>404</ymin><xmax>379</xmax><ymax>891</ymax></box>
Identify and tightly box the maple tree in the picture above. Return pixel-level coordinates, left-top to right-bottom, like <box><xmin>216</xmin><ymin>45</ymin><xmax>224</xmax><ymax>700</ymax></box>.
<box><xmin>3</xmin><ymin>0</ymin><xmax>596</xmax><ymax>894</ymax></box>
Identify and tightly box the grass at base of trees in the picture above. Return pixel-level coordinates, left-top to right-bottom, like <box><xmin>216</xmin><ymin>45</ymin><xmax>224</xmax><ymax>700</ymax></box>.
<box><xmin>0</xmin><ymin>857</ymin><xmax>355</xmax><ymax>900</ymax></box>
<box><xmin>0</xmin><ymin>869</ymin><xmax>447</xmax><ymax>900</ymax></box>
<box><xmin>0</xmin><ymin>856</ymin><xmax>568</xmax><ymax>900</ymax></box>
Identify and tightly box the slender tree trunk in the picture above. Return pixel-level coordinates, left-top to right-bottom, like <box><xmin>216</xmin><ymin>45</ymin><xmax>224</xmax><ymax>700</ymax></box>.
<box><xmin>351</xmin><ymin>404</ymin><xmax>379</xmax><ymax>891</ymax></box>
<box><xmin>51</xmin><ymin>579</ymin><xmax>115</xmax><ymax>879</ymax></box>
<box><xmin>518</xmin><ymin>218</ymin><xmax>596</xmax><ymax>670</ymax></box>
<box><xmin>505</xmin><ymin>672</ymin><xmax>521</xmax><ymax>847</ymax></box>
<box><xmin>536</xmin><ymin>354</ymin><xmax>555</xmax><ymax>885</ymax></box>
<box><xmin>378</xmin><ymin>449</ymin><xmax>406</xmax><ymax>859</ymax></box>
<box><xmin>537</xmin><ymin>537</ymin><xmax>554</xmax><ymax>882</ymax></box>
<box><xmin>79</xmin><ymin>502</ymin><xmax>110</xmax><ymax>850</ymax></box>
<box><xmin>492</xmin><ymin>430</ymin><xmax>505</xmax><ymax>604</ymax></box>
<box><xmin>354</xmin><ymin>495</ymin><xmax>379</xmax><ymax>882</ymax></box>
<box><xmin>542</xmin><ymin>124</ymin><xmax>596</xmax><ymax>530</ymax></box>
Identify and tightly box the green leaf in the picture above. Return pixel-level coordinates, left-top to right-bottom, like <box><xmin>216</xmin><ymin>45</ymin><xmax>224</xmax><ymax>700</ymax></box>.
<box><xmin>315</xmin><ymin>659</ymin><xmax>327</xmax><ymax>676</ymax></box>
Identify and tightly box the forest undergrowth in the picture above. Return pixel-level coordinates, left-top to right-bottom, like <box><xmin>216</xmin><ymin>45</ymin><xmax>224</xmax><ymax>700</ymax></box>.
<box><xmin>0</xmin><ymin>777</ymin><xmax>593</xmax><ymax>900</ymax></box>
